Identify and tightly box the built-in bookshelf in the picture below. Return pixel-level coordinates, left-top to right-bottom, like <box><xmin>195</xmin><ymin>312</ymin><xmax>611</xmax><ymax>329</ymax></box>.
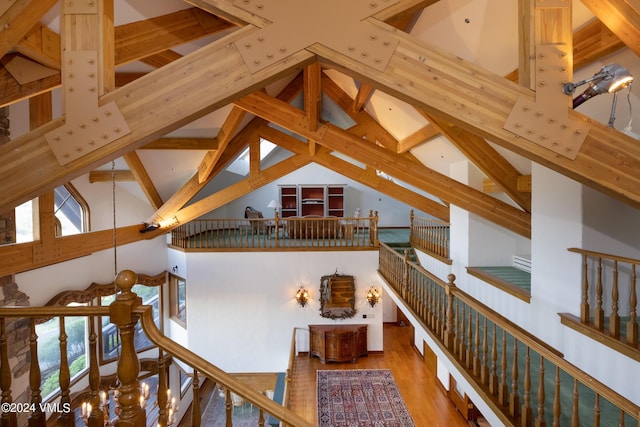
<box><xmin>278</xmin><ymin>185</ymin><xmax>346</xmax><ymax>217</ymax></box>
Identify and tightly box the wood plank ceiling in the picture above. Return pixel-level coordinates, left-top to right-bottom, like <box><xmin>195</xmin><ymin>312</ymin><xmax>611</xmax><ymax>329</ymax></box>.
<box><xmin>0</xmin><ymin>0</ymin><xmax>638</xmax><ymax>274</ymax></box>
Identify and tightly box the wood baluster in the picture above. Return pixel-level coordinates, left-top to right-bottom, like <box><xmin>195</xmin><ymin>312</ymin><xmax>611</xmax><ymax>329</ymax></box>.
<box><xmin>509</xmin><ymin>338</ymin><xmax>519</xmax><ymax>418</ymax></box>
<box><xmin>274</xmin><ymin>211</ymin><xmax>280</xmax><ymax>247</ymax></box>
<box><xmin>458</xmin><ymin>301</ymin><xmax>467</xmax><ymax>363</ymax></box>
<box><xmin>452</xmin><ymin>300</ymin><xmax>460</xmax><ymax>354</ymax></box>
<box><xmin>570</xmin><ymin>379</ymin><xmax>579</xmax><ymax>427</ymax></box>
<box><xmin>28</xmin><ymin>319</ymin><xmax>45</xmax><ymax>427</ymax></box>
<box><xmin>610</xmin><ymin>260</ymin><xmax>621</xmax><ymax>338</ymax></box>
<box><xmin>535</xmin><ymin>356</ymin><xmax>546</xmax><ymax>427</ymax></box>
<box><xmin>402</xmin><ymin>250</ymin><xmax>410</xmax><ymax>301</ymax></box>
<box><xmin>0</xmin><ymin>318</ymin><xmax>17</xmax><ymax>427</ymax></box>
<box><xmin>481</xmin><ymin>317</ymin><xmax>489</xmax><ymax>385</ymax></box>
<box><xmin>110</xmin><ymin>270</ymin><xmax>146</xmax><ymax>427</ymax></box>
<box><xmin>489</xmin><ymin>323</ymin><xmax>498</xmax><ymax>395</ymax></box>
<box><xmin>157</xmin><ymin>350</ymin><xmax>168</xmax><ymax>426</ymax></box>
<box><xmin>580</xmin><ymin>254</ymin><xmax>590</xmax><ymax>323</ymax></box>
<box><xmin>225</xmin><ymin>388</ymin><xmax>232</xmax><ymax>427</ymax></box>
<box><xmin>627</xmin><ymin>264</ymin><xmax>638</xmax><ymax>347</ymax></box>
<box><xmin>443</xmin><ymin>275</ymin><xmax>456</xmax><ymax>351</ymax></box>
<box><xmin>87</xmin><ymin>316</ymin><xmax>104</xmax><ymax>427</ymax></box>
<box><xmin>521</xmin><ymin>347</ymin><xmax>532</xmax><ymax>427</ymax></box>
<box><xmin>435</xmin><ymin>287</ymin><xmax>443</xmax><ymax>340</ymax></box>
<box><xmin>191</xmin><ymin>370</ymin><xmax>201</xmax><ymax>427</ymax></box>
<box><xmin>438</xmin><ymin>289</ymin><xmax>444</xmax><ymax>340</ymax></box>
<box><xmin>498</xmin><ymin>330</ymin><xmax>508</xmax><ymax>406</ymax></box>
<box><xmin>426</xmin><ymin>279</ymin><xmax>433</xmax><ymax>330</ymax></box>
<box><xmin>373</xmin><ymin>210</ymin><xmax>379</xmax><ymax>247</ymax></box>
<box><xmin>593</xmin><ymin>393</ymin><xmax>600</xmax><ymax>427</ymax></box>
<box><xmin>595</xmin><ymin>258</ymin><xmax>604</xmax><ymax>330</ymax></box>
<box><xmin>472</xmin><ymin>312</ymin><xmax>480</xmax><ymax>376</ymax></box>
<box><xmin>58</xmin><ymin>317</ymin><xmax>73</xmax><ymax>427</ymax></box>
<box><xmin>552</xmin><ymin>367</ymin><xmax>561</xmax><ymax>427</ymax></box>
<box><xmin>459</xmin><ymin>304</ymin><xmax>466</xmax><ymax>360</ymax></box>
<box><xmin>465</xmin><ymin>308</ymin><xmax>473</xmax><ymax>369</ymax></box>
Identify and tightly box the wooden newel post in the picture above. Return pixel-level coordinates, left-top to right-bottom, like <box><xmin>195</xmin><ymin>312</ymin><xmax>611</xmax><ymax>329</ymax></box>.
<box><xmin>111</xmin><ymin>270</ymin><xmax>146</xmax><ymax>427</ymax></box>
<box><xmin>444</xmin><ymin>274</ymin><xmax>456</xmax><ymax>350</ymax></box>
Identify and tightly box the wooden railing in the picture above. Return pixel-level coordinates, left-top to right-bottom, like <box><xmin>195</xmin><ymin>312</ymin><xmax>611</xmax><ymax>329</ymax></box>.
<box><xmin>281</xmin><ymin>327</ymin><xmax>307</xmax><ymax>427</ymax></box>
<box><xmin>378</xmin><ymin>243</ymin><xmax>640</xmax><ymax>427</ymax></box>
<box><xmin>0</xmin><ymin>271</ymin><xmax>313</xmax><ymax>427</ymax></box>
<box><xmin>170</xmin><ymin>211</ymin><xmax>379</xmax><ymax>251</ymax></box>
<box><xmin>565</xmin><ymin>248</ymin><xmax>639</xmax><ymax>353</ymax></box>
<box><xmin>409</xmin><ymin>210</ymin><xmax>450</xmax><ymax>260</ymax></box>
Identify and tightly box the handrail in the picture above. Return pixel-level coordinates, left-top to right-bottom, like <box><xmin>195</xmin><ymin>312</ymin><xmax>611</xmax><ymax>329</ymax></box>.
<box><xmin>137</xmin><ymin>306</ymin><xmax>314</xmax><ymax>427</ymax></box>
<box><xmin>568</xmin><ymin>247</ymin><xmax>640</xmax><ymax>265</ymax></box>
<box><xmin>0</xmin><ymin>305</ymin><xmax>110</xmax><ymax>318</ymax></box>
<box><xmin>283</xmin><ymin>327</ymin><xmax>307</xmax><ymax>412</ymax></box>
<box><xmin>378</xmin><ymin>242</ymin><xmax>640</xmax><ymax>425</ymax></box>
<box><xmin>170</xmin><ymin>214</ymin><xmax>378</xmax><ymax>251</ymax></box>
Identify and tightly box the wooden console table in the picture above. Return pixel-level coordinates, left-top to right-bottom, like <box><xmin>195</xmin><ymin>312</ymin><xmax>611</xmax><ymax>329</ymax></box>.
<box><xmin>309</xmin><ymin>324</ymin><xmax>368</xmax><ymax>363</ymax></box>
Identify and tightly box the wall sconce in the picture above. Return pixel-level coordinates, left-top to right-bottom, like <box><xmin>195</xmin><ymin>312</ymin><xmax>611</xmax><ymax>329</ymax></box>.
<box><xmin>366</xmin><ymin>286</ymin><xmax>380</xmax><ymax>308</ymax></box>
<box><xmin>295</xmin><ymin>287</ymin><xmax>309</xmax><ymax>307</ymax></box>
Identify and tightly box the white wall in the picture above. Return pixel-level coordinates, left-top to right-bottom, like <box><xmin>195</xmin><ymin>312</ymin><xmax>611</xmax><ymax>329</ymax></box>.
<box><xmin>178</xmin><ymin>249</ymin><xmax>383</xmax><ymax>373</ymax></box>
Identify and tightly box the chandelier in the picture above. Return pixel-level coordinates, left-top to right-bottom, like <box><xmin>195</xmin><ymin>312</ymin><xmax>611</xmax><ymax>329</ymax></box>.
<box><xmin>80</xmin><ymin>381</ymin><xmax>178</xmax><ymax>426</ymax></box>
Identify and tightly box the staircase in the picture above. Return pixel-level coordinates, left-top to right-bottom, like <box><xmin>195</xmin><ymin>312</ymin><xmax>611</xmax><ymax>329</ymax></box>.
<box><xmin>377</xmin><ymin>242</ymin><xmax>640</xmax><ymax>427</ymax></box>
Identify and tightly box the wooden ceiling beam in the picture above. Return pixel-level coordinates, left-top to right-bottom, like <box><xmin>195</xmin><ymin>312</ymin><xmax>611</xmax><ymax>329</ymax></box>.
<box><xmin>197</xmin><ymin>106</ymin><xmax>248</xmax><ymax>183</ymax></box>
<box><xmin>572</xmin><ymin>18</ymin><xmax>626</xmax><ymax>71</ymax></box>
<box><xmin>140</xmin><ymin>50</ymin><xmax>183</xmax><ymax>68</ymax></box>
<box><xmin>260</xmin><ymin>125</ymin><xmax>450</xmax><ymax>222</ymax></box>
<box><xmin>428</xmin><ymin>114</ymin><xmax>532</xmax><ymax>212</ymax></box>
<box><xmin>310</xmin><ymin>18</ymin><xmax>640</xmax><ymax>211</ymax></box>
<box><xmin>0</xmin><ymin>64</ymin><xmax>60</xmax><ymax>108</ymax></box>
<box><xmin>484</xmin><ymin>176</ymin><xmax>532</xmax><ymax>194</ymax></box>
<box><xmin>235</xmin><ymin>91</ymin><xmax>530</xmax><ymax>237</ymax></box>
<box><xmin>124</xmin><ymin>151</ymin><xmax>164</xmax><ymax>210</ymax></box>
<box><xmin>304</xmin><ymin>62</ymin><xmax>322</xmax><ymax>132</ymax></box>
<box><xmin>150</xmin><ymin>130</ymin><xmax>251</xmax><ymax>226</ymax></box>
<box><xmin>397</xmin><ymin>123</ymin><xmax>440</xmax><ymax>153</ymax></box>
<box><xmin>141</xmin><ymin>137</ymin><xmax>219</xmax><ymax>150</ymax></box>
<box><xmin>322</xmin><ymin>75</ymin><xmax>399</xmax><ymax>151</ymax></box>
<box><xmin>15</xmin><ymin>22</ymin><xmax>61</xmax><ymax>70</ymax></box>
<box><xmin>114</xmin><ymin>7</ymin><xmax>233</xmax><ymax>66</ymax></box>
<box><xmin>0</xmin><ymin>26</ymin><xmax>315</xmax><ymax>214</ymax></box>
<box><xmin>0</xmin><ymin>225</ymin><xmax>144</xmax><ymax>276</ymax></box>
<box><xmin>0</xmin><ymin>0</ymin><xmax>58</xmax><ymax>58</ymax></box>
<box><xmin>149</xmin><ymin>75</ymin><xmax>305</xmax><ymax>225</ymax></box>
<box><xmin>580</xmin><ymin>0</ymin><xmax>640</xmax><ymax>57</ymax></box>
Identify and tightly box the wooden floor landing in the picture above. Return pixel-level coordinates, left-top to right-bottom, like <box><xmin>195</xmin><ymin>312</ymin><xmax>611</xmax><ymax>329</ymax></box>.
<box><xmin>287</xmin><ymin>323</ymin><xmax>470</xmax><ymax>427</ymax></box>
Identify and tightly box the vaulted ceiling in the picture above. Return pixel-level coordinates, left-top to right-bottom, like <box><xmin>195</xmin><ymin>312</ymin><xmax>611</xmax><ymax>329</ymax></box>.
<box><xmin>0</xmin><ymin>0</ymin><xmax>639</xmax><ymax>274</ymax></box>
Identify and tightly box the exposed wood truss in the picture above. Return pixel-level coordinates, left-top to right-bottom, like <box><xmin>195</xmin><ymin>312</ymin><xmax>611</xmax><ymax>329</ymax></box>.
<box><xmin>0</xmin><ymin>0</ymin><xmax>640</xmax><ymax>274</ymax></box>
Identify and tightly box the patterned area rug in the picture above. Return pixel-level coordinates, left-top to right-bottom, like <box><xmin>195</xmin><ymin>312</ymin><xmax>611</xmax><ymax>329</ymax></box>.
<box><xmin>317</xmin><ymin>369</ymin><xmax>416</xmax><ymax>427</ymax></box>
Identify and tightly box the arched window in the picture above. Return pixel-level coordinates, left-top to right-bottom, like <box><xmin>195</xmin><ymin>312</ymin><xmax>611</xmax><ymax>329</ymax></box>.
<box><xmin>15</xmin><ymin>183</ymin><xmax>89</xmax><ymax>242</ymax></box>
<box><xmin>54</xmin><ymin>184</ymin><xmax>90</xmax><ymax>235</ymax></box>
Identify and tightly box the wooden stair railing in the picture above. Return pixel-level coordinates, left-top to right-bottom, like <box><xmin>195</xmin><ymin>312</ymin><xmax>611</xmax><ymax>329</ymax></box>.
<box><xmin>0</xmin><ymin>271</ymin><xmax>313</xmax><ymax>427</ymax></box>
<box><xmin>130</xmin><ymin>271</ymin><xmax>314</xmax><ymax>427</ymax></box>
<box><xmin>378</xmin><ymin>243</ymin><xmax>640</xmax><ymax>427</ymax></box>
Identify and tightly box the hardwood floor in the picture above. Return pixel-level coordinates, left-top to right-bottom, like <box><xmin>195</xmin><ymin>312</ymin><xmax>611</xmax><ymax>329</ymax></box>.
<box><xmin>288</xmin><ymin>323</ymin><xmax>470</xmax><ymax>427</ymax></box>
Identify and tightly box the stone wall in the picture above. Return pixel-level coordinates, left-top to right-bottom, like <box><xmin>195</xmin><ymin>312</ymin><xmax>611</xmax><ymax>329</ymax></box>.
<box><xmin>1</xmin><ymin>274</ymin><xmax>31</xmax><ymax>426</ymax></box>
